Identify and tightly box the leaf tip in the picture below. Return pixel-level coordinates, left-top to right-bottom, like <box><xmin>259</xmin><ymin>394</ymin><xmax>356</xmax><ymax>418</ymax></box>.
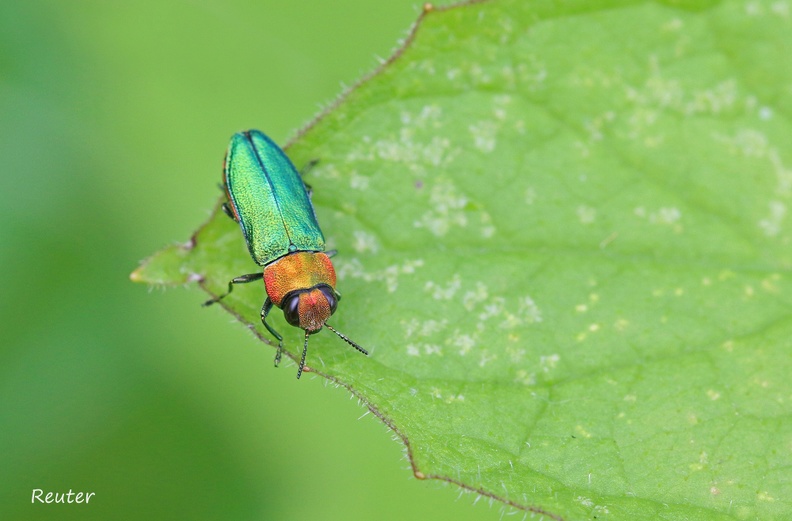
<box><xmin>129</xmin><ymin>266</ymin><xmax>145</xmax><ymax>283</ymax></box>
<box><xmin>129</xmin><ymin>240</ymin><xmax>198</xmax><ymax>286</ymax></box>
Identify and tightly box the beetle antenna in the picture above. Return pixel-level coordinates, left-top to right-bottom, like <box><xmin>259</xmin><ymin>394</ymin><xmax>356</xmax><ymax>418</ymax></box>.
<box><xmin>325</xmin><ymin>324</ymin><xmax>369</xmax><ymax>356</ymax></box>
<box><xmin>296</xmin><ymin>330</ymin><xmax>310</xmax><ymax>379</ymax></box>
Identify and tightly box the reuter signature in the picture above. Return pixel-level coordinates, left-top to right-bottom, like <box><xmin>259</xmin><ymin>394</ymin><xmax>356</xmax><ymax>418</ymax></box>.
<box><xmin>32</xmin><ymin>489</ymin><xmax>95</xmax><ymax>504</ymax></box>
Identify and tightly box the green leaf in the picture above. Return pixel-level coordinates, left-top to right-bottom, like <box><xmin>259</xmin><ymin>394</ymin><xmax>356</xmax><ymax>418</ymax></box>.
<box><xmin>133</xmin><ymin>0</ymin><xmax>792</xmax><ymax>519</ymax></box>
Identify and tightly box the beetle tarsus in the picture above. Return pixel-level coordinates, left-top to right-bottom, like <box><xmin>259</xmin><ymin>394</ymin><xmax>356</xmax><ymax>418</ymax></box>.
<box><xmin>203</xmin><ymin>272</ymin><xmax>263</xmax><ymax>306</ymax></box>
<box><xmin>221</xmin><ymin>202</ymin><xmax>236</xmax><ymax>221</ymax></box>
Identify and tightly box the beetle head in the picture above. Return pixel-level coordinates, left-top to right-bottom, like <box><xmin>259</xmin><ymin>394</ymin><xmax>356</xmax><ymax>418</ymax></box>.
<box><xmin>281</xmin><ymin>284</ymin><xmax>338</xmax><ymax>333</ymax></box>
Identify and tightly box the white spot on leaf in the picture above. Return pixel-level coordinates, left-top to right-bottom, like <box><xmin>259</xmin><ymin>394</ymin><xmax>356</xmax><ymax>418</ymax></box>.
<box><xmin>524</xmin><ymin>187</ymin><xmax>536</xmax><ymax>205</ymax></box>
<box><xmin>634</xmin><ymin>206</ymin><xmax>682</xmax><ymax>231</ymax></box>
<box><xmin>414</xmin><ymin>179</ymin><xmax>493</xmax><ymax>237</ymax></box>
<box><xmin>577</xmin><ymin>205</ymin><xmax>597</xmax><ymax>224</ymax></box>
<box><xmin>463</xmin><ymin>282</ymin><xmax>489</xmax><ymax>311</ymax></box>
<box><xmin>759</xmin><ymin>200</ymin><xmax>786</xmax><ymax>236</ymax></box>
<box><xmin>539</xmin><ymin>354</ymin><xmax>560</xmax><ymax>373</ymax></box>
<box><xmin>425</xmin><ymin>274</ymin><xmax>462</xmax><ymax>300</ymax></box>
<box><xmin>349</xmin><ymin>171</ymin><xmax>369</xmax><ymax>190</ymax></box>
<box><xmin>469</xmin><ymin>120</ymin><xmax>498</xmax><ymax>153</ymax></box>
<box><xmin>336</xmin><ymin>258</ymin><xmax>424</xmax><ymax>293</ymax></box>
<box><xmin>352</xmin><ymin>230</ymin><xmax>379</xmax><ymax>254</ymax></box>
<box><xmin>451</xmin><ymin>330</ymin><xmax>476</xmax><ymax>356</ymax></box>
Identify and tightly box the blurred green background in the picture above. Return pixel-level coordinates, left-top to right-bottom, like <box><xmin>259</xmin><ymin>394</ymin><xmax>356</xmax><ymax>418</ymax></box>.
<box><xmin>0</xmin><ymin>2</ymin><xmax>505</xmax><ymax>519</ymax></box>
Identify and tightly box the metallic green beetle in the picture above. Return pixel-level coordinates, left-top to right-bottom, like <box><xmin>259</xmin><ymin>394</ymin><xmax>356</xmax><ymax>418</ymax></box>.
<box><xmin>204</xmin><ymin>130</ymin><xmax>368</xmax><ymax>378</ymax></box>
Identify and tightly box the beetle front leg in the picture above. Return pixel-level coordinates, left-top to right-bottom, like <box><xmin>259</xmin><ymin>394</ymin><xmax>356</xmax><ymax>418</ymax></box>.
<box><xmin>202</xmin><ymin>272</ymin><xmax>263</xmax><ymax>306</ymax></box>
<box><xmin>261</xmin><ymin>298</ymin><xmax>284</xmax><ymax>367</ymax></box>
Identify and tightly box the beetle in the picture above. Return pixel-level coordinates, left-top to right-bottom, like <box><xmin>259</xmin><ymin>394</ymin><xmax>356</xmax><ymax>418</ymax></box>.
<box><xmin>203</xmin><ymin>129</ymin><xmax>368</xmax><ymax>378</ymax></box>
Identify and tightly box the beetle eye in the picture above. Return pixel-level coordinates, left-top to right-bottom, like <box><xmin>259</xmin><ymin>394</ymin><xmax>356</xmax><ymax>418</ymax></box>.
<box><xmin>282</xmin><ymin>292</ymin><xmax>301</xmax><ymax>327</ymax></box>
<box><xmin>318</xmin><ymin>285</ymin><xmax>338</xmax><ymax>315</ymax></box>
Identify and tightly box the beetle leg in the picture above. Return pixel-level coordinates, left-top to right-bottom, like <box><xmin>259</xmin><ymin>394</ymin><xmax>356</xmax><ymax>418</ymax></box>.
<box><xmin>299</xmin><ymin>159</ymin><xmax>320</xmax><ymax>197</ymax></box>
<box><xmin>221</xmin><ymin>202</ymin><xmax>236</xmax><ymax>221</ymax></box>
<box><xmin>325</xmin><ymin>249</ymin><xmax>338</xmax><ymax>258</ymax></box>
<box><xmin>202</xmin><ymin>272</ymin><xmax>263</xmax><ymax>306</ymax></box>
<box><xmin>261</xmin><ymin>298</ymin><xmax>284</xmax><ymax>367</ymax></box>
<box><xmin>300</xmin><ymin>158</ymin><xmax>320</xmax><ymax>177</ymax></box>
